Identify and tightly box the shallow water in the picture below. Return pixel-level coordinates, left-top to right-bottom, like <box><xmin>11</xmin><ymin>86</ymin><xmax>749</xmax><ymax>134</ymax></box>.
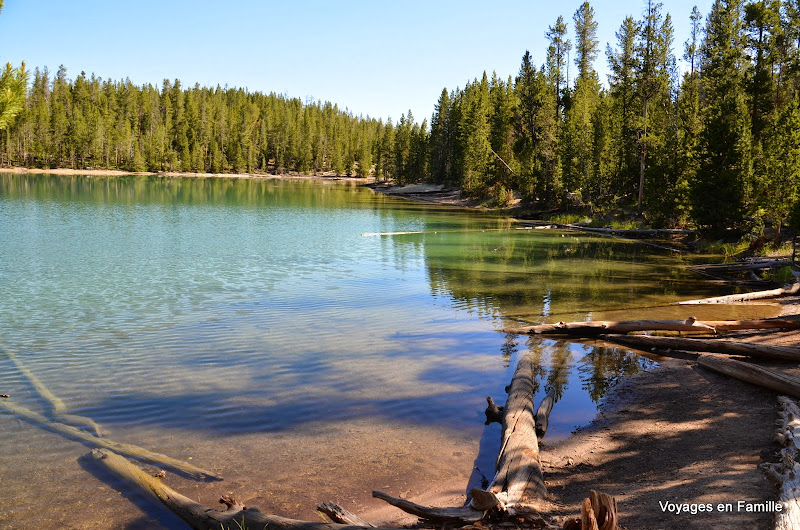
<box><xmin>0</xmin><ymin>174</ymin><xmax>779</xmax><ymax>528</ymax></box>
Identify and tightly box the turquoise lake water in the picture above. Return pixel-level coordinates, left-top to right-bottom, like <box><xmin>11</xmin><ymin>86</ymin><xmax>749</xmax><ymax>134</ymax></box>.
<box><xmin>0</xmin><ymin>173</ymin><xmax>775</xmax><ymax>528</ymax></box>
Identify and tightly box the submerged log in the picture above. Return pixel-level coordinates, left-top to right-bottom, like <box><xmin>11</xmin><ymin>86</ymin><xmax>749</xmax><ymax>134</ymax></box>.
<box><xmin>677</xmin><ymin>282</ymin><xmax>800</xmax><ymax>304</ymax></box>
<box><xmin>535</xmin><ymin>389</ymin><xmax>556</xmax><ymax>439</ymax></box>
<box><xmin>92</xmin><ymin>448</ymin><xmax>397</xmax><ymax>530</ymax></box>
<box><xmin>601</xmin><ymin>334</ymin><xmax>800</xmax><ymax>362</ymax></box>
<box><xmin>0</xmin><ymin>400</ymin><xmax>220</xmax><ymax>481</ymax></box>
<box><xmin>761</xmin><ymin>396</ymin><xmax>800</xmax><ymax>530</ymax></box>
<box><xmin>502</xmin><ymin>318</ymin><xmax>800</xmax><ymax>337</ymax></box>
<box><xmin>696</xmin><ymin>355</ymin><xmax>800</xmax><ymax>398</ymax></box>
<box><xmin>4</xmin><ymin>349</ymin><xmax>103</xmax><ymax>436</ymax></box>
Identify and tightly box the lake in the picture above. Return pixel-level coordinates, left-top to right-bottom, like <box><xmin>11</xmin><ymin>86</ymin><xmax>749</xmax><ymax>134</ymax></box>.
<box><xmin>0</xmin><ymin>173</ymin><xmax>777</xmax><ymax>528</ymax></box>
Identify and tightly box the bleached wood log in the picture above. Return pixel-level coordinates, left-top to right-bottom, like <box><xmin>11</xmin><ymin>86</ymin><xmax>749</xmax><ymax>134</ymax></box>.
<box><xmin>371</xmin><ymin>490</ymin><xmax>484</xmax><ymax>523</ymax></box>
<box><xmin>760</xmin><ymin>397</ymin><xmax>800</xmax><ymax>530</ymax></box>
<box><xmin>696</xmin><ymin>355</ymin><xmax>800</xmax><ymax>398</ymax></box>
<box><xmin>0</xmin><ymin>400</ymin><xmax>220</xmax><ymax>481</ymax></box>
<box><xmin>676</xmin><ymin>282</ymin><xmax>800</xmax><ymax>304</ymax></box>
<box><xmin>488</xmin><ymin>354</ymin><xmax>547</xmax><ymax>505</ymax></box>
<box><xmin>601</xmin><ymin>334</ymin><xmax>800</xmax><ymax>362</ymax></box>
<box><xmin>502</xmin><ymin>318</ymin><xmax>800</xmax><ymax>337</ymax></box>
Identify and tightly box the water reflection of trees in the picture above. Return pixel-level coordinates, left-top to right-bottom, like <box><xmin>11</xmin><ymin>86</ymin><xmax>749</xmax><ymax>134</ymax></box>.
<box><xmin>576</xmin><ymin>345</ymin><xmax>656</xmax><ymax>403</ymax></box>
<box><xmin>520</xmin><ymin>339</ymin><xmax>656</xmax><ymax>405</ymax></box>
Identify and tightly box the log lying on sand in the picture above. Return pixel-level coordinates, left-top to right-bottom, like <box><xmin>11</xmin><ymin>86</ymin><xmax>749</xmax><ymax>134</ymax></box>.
<box><xmin>535</xmin><ymin>388</ymin><xmax>556</xmax><ymax>439</ymax></box>
<box><xmin>502</xmin><ymin>318</ymin><xmax>800</xmax><ymax>337</ymax></box>
<box><xmin>696</xmin><ymin>355</ymin><xmax>800</xmax><ymax>398</ymax></box>
<box><xmin>600</xmin><ymin>334</ymin><xmax>800</xmax><ymax>362</ymax></box>
<box><xmin>677</xmin><ymin>282</ymin><xmax>800</xmax><ymax>304</ymax></box>
<box><xmin>0</xmin><ymin>399</ymin><xmax>220</xmax><ymax>481</ymax></box>
<box><xmin>761</xmin><ymin>396</ymin><xmax>800</xmax><ymax>530</ymax></box>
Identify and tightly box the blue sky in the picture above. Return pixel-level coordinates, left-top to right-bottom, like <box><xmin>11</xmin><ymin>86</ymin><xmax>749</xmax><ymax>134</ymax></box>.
<box><xmin>0</xmin><ymin>0</ymin><xmax>712</xmax><ymax>124</ymax></box>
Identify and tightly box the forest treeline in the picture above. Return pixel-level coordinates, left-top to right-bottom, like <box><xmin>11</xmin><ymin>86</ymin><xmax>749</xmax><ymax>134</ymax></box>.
<box><xmin>2</xmin><ymin>0</ymin><xmax>800</xmax><ymax>233</ymax></box>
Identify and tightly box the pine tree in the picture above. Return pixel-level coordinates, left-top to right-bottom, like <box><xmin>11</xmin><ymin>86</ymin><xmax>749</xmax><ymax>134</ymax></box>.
<box><xmin>692</xmin><ymin>0</ymin><xmax>752</xmax><ymax>232</ymax></box>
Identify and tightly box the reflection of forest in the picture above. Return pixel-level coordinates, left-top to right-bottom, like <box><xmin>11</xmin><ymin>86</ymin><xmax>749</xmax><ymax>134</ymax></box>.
<box><xmin>418</xmin><ymin>225</ymin><xmax>714</xmax><ymax>322</ymax></box>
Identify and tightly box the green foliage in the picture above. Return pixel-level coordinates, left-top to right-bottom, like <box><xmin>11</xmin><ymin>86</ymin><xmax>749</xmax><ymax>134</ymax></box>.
<box><xmin>0</xmin><ymin>68</ymin><xmax>391</xmax><ymax>176</ymax></box>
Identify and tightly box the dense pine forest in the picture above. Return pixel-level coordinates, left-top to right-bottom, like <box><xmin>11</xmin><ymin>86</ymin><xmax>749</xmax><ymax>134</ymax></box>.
<box><xmin>2</xmin><ymin>0</ymin><xmax>800</xmax><ymax>233</ymax></box>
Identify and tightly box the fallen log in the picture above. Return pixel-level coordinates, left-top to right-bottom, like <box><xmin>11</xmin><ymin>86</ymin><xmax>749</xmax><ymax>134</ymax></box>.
<box><xmin>502</xmin><ymin>318</ymin><xmax>800</xmax><ymax>337</ymax></box>
<box><xmin>0</xmin><ymin>399</ymin><xmax>220</xmax><ymax>481</ymax></box>
<box><xmin>535</xmin><ymin>388</ymin><xmax>556</xmax><ymax>439</ymax></box>
<box><xmin>4</xmin><ymin>349</ymin><xmax>103</xmax><ymax>436</ymax></box>
<box><xmin>696</xmin><ymin>355</ymin><xmax>800</xmax><ymax>398</ymax></box>
<box><xmin>503</xmin><ymin>319</ymin><xmax>717</xmax><ymax>336</ymax></box>
<box><xmin>371</xmin><ymin>490</ymin><xmax>484</xmax><ymax>524</ymax></box>
<box><xmin>91</xmin><ymin>448</ymin><xmax>393</xmax><ymax>530</ymax></box>
<box><xmin>600</xmin><ymin>334</ymin><xmax>800</xmax><ymax>362</ymax></box>
<box><xmin>677</xmin><ymin>282</ymin><xmax>800</xmax><ymax>304</ymax></box>
<box><xmin>761</xmin><ymin>396</ymin><xmax>800</xmax><ymax>530</ymax></box>
<box><xmin>688</xmin><ymin>259</ymin><xmax>791</xmax><ymax>272</ymax></box>
<box><xmin>488</xmin><ymin>353</ymin><xmax>547</xmax><ymax>506</ymax></box>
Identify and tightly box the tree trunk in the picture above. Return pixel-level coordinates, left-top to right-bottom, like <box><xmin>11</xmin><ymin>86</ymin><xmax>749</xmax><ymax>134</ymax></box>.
<box><xmin>677</xmin><ymin>282</ymin><xmax>800</xmax><ymax>304</ymax></box>
<box><xmin>696</xmin><ymin>355</ymin><xmax>800</xmax><ymax>398</ymax></box>
<box><xmin>502</xmin><ymin>318</ymin><xmax>800</xmax><ymax>337</ymax></box>
<box><xmin>601</xmin><ymin>334</ymin><xmax>800</xmax><ymax>362</ymax></box>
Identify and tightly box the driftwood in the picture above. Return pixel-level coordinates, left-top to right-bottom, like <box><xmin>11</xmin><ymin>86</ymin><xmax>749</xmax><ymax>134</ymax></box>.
<box><xmin>696</xmin><ymin>355</ymin><xmax>800</xmax><ymax>398</ymax></box>
<box><xmin>761</xmin><ymin>396</ymin><xmax>800</xmax><ymax>530</ymax></box>
<box><xmin>565</xmin><ymin>225</ymin><xmax>694</xmax><ymax>237</ymax></box>
<box><xmin>688</xmin><ymin>259</ymin><xmax>791</xmax><ymax>272</ymax></box>
<box><xmin>317</xmin><ymin>502</ymin><xmax>375</xmax><ymax>526</ymax></box>
<box><xmin>600</xmin><ymin>334</ymin><xmax>800</xmax><ymax>362</ymax></box>
<box><xmin>563</xmin><ymin>491</ymin><xmax>619</xmax><ymax>530</ymax></box>
<box><xmin>4</xmin><ymin>349</ymin><xmax>103</xmax><ymax>436</ymax></box>
<box><xmin>535</xmin><ymin>388</ymin><xmax>556</xmax><ymax>439</ymax></box>
<box><xmin>488</xmin><ymin>354</ymin><xmax>547</xmax><ymax>506</ymax></box>
<box><xmin>677</xmin><ymin>282</ymin><xmax>800</xmax><ymax>304</ymax></box>
<box><xmin>0</xmin><ymin>399</ymin><xmax>220</xmax><ymax>481</ymax></box>
<box><xmin>91</xmin><ymin>448</ymin><xmax>396</xmax><ymax>530</ymax></box>
<box><xmin>502</xmin><ymin>318</ymin><xmax>800</xmax><ymax>337</ymax></box>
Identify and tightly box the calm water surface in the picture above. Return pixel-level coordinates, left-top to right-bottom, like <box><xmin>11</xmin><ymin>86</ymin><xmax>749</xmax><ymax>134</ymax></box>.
<box><xmin>0</xmin><ymin>174</ymin><xmax>777</xmax><ymax>528</ymax></box>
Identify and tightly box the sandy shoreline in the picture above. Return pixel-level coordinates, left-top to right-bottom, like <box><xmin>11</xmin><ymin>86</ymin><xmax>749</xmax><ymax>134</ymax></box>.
<box><xmin>0</xmin><ymin>166</ymin><xmax>375</xmax><ymax>183</ymax></box>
